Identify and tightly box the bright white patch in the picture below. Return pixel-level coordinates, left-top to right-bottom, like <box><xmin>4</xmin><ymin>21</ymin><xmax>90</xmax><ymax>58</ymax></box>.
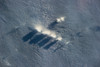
<box><xmin>56</xmin><ymin>36</ymin><xmax>62</xmax><ymax>41</ymax></box>
<box><xmin>34</xmin><ymin>24</ymin><xmax>43</xmax><ymax>32</ymax></box>
<box><xmin>56</xmin><ymin>17</ymin><xmax>65</xmax><ymax>23</ymax></box>
<box><xmin>42</xmin><ymin>29</ymin><xmax>51</xmax><ymax>35</ymax></box>
<box><xmin>57</xmin><ymin>18</ymin><xmax>62</xmax><ymax>22</ymax></box>
<box><xmin>60</xmin><ymin>17</ymin><xmax>65</xmax><ymax>21</ymax></box>
<box><xmin>34</xmin><ymin>24</ymin><xmax>62</xmax><ymax>41</ymax></box>
<box><xmin>50</xmin><ymin>31</ymin><xmax>56</xmax><ymax>38</ymax></box>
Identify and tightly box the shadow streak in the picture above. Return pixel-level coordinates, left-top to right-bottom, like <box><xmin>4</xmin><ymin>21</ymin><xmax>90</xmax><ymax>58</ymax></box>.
<box><xmin>53</xmin><ymin>45</ymin><xmax>63</xmax><ymax>52</ymax></box>
<box><xmin>44</xmin><ymin>40</ymin><xmax>58</xmax><ymax>50</ymax></box>
<box><xmin>29</xmin><ymin>34</ymin><xmax>46</xmax><ymax>44</ymax></box>
<box><xmin>22</xmin><ymin>30</ymin><xmax>37</xmax><ymax>42</ymax></box>
<box><xmin>48</xmin><ymin>21</ymin><xmax>58</xmax><ymax>29</ymax></box>
<box><xmin>38</xmin><ymin>37</ymin><xmax>52</xmax><ymax>47</ymax></box>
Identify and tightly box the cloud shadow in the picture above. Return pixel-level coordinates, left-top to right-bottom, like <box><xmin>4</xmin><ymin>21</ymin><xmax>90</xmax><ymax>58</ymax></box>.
<box><xmin>29</xmin><ymin>34</ymin><xmax>46</xmax><ymax>44</ymax></box>
<box><xmin>22</xmin><ymin>27</ymin><xmax>59</xmax><ymax>50</ymax></box>
<box><xmin>38</xmin><ymin>36</ymin><xmax>52</xmax><ymax>47</ymax></box>
<box><xmin>44</xmin><ymin>40</ymin><xmax>58</xmax><ymax>50</ymax></box>
<box><xmin>22</xmin><ymin>30</ymin><xmax>37</xmax><ymax>42</ymax></box>
<box><xmin>48</xmin><ymin>21</ymin><xmax>58</xmax><ymax>29</ymax></box>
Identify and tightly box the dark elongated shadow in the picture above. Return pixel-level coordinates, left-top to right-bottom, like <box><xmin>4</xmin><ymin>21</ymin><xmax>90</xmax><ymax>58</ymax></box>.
<box><xmin>44</xmin><ymin>40</ymin><xmax>58</xmax><ymax>50</ymax></box>
<box><xmin>53</xmin><ymin>45</ymin><xmax>63</xmax><ymax>52</ymax></box>
<box><xmin>29</xmin><ymin>34</ymin><xmax>46</xmax><ymax>44</ymax></box>
<box><xmin>38</xmin><ymin>36</ymin><xmax>52</xmax><ymax>47</ymax></box>
<box><xmin>22</xmin><ymin>30</ymin><xmax>37</xmax><ymax>42</ymax></box>
<box><xmin>48</xmin><ymin>21</ymin><xmax>58</xmax><ymax>29</ymax></box>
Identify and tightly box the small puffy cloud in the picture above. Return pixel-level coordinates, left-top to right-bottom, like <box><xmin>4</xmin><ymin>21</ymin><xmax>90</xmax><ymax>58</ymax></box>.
<box><xmin>60</xmin><ymin>17</ymin><xmax>65</xmax><ymax>21</ymax></box>
<box><xmin>56</xmin><ymin>17</ymin><xmax>65</xmax><ymax>23</ymax></box>
<box><xmin>56</xmin><ymin>36</ymin><xmax>62</xmax><ymax>41</ymax></box>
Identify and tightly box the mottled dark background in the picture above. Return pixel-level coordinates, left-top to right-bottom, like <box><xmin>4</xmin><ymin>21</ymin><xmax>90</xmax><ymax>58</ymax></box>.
<box><xmin>0</xmin><ymin>0</ymin><xmax>100</xmax><ymax>67</ymax></box>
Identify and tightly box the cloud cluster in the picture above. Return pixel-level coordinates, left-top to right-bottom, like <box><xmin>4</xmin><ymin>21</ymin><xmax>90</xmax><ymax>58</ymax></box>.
<box><xmin>56</xmin><ymin>17</ymin><xmax>65</xmax><ymax>23</ymax></box>
<box><xmin>34</xmin><ymin>24</ymin><xmax>62</xmax><ymax>41</ymax></box>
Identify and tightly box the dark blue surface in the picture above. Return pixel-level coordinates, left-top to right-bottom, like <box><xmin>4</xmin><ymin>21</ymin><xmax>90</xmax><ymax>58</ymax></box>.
<box><xmin>22</xmin><ymin>30</ymin><xmax>37</xmax><ymax>42</ymax></box>
<box><xmin>38</xmin><ymin>37</ymin><xmax>52</xmax><ymax>47</ymax></box>
<box><xmin>29</xmin><ymin>34</ymin><xmax>46</xmax><ymax>44</ymax></box>
<box><xmin>44</xmin><ymin>40</ymin><xmax>58</xmax><ymax>50</ymax></box>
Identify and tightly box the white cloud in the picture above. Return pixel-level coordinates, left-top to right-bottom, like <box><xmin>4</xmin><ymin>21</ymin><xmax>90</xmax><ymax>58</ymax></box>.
<box><xmin>34</xmin><ymin>24</ymin><xmax>43</xmax><ymax>32</ymax></box>
<box><xmin>56</xmin><ymin>17</ymin><xmax>65</xmax><ymax>23</ymax></box>
<box><xmin>34</xmin><ymin>24</ymin><xmax>62</xmax><ymax>41</ymax></box>
<box><xmin>56</xmin><ymin>36</ymin><xmax>62</xmax><ymax>41</ymax></box>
